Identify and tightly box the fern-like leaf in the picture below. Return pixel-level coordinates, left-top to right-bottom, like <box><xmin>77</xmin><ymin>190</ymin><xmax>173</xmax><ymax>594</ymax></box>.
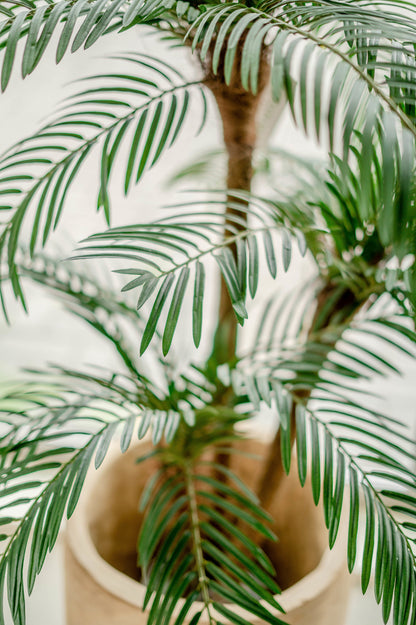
<box><xmin>0</xmin><ymin>53</ymin><xmax>208</xmax><ymax>312</ymax></box>
<box><xmin>139</xmin><ymin>446</ymin><xmax>287</xmax><ymax>625</ymax></box>
<box><xmin>73</xmin><ymin>192</ymin><xmax>306</xmax><ymax>353</ymax></box>
<box><xmin>0</xmin><ymin>0</ymin><xmax>168</xmax><ymax>90</ymax></box>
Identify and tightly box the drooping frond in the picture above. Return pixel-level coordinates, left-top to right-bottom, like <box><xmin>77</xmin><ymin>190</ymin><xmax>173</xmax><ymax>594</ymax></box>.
<box><xmin>0</xmin><ymin>53</ymin><xmax>208</xmax><ymax>311</ymax></box>
<box><xmin>189</xmin><ymin>1</ymin><xmax>416</xmax><ymax>241</ymax></box>
<box><xmin>138</xmin><ymin>426</ymin><xmax>287</xmax><ymax>625</ymax></box>
<box><xmin>0</xmin><ymin>0</ymin><xmax>172</xmax><ymax>91</ymax></box>
<box><xmin>191</xmin><ymin>0</ymin><xmax>416</xmax><ymax>128</ymax></box>
<box><xmin>0</xmin><ymin>368</ymin><xmax>185</xmax><ymax>625</ymax></box>
<box><xmin>4</xmin><ymin>249</ymin><xmax>163</xmax><ymax>376</ymax></box>
<box><xmin>236</xmin><ymin>311</ymin><xmax>416</xmax><ymax>625</ymax></box>
<box><xmin>263</xmin><ymin>0</ymin><xmax>416</xmax><ymax>122</ymax></box>
<box><xmin>72</xmin><ymin>192</ymin><xmax>307</xmax><ymax>354</ymax></box>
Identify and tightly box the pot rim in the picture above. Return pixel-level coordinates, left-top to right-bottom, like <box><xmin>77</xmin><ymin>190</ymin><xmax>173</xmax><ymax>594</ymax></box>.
<box><xmin>66</xmin><ymin>442</ymin><xmax>348</xmax><ymax>623</ymax></box>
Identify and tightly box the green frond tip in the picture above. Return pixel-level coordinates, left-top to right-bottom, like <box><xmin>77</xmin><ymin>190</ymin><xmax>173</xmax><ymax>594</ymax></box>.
<box><xmin>243</xmin><ymin>362</ymin><xmax>416</xmax><ymax>625</ymax></box>
<box><xmin>72</xmin><ymin>194</ymin><xmax>297</xmax><ymax>354</ymax></box>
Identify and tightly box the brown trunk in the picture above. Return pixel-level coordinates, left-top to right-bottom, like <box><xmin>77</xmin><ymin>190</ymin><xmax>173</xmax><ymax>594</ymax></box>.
<box><xmin>203</xmin><ymin>42</ymin><xmax>270</xmax><ymax>361</ymax></box>
<box><xmin>201</xmin><ymin>42</ymin><xmax>270</xmax><ymax>476</ymax></box>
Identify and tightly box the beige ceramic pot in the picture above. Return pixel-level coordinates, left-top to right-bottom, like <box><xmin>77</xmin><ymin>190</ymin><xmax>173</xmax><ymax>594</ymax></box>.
<box><xmin>65</xmin><ymin>441</ymin><xmax>351</xmax><ymax>625</ymax></box>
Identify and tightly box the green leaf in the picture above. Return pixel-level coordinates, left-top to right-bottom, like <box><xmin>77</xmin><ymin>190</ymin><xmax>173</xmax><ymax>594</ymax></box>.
<box><xmin>2</xmin><ymin>10</ymin><xmax>29</xmax><ymax>91</ymax></box>
<box><xmin>379</xmin><ymin>111</ymin><xmax>398</xmax><ymax>245</ymax></box>
<box><xmin>94</xmin><ymin>421</ymin><xmax>118</xmax><ymax>469</ymax></box>
<box><xmin>125</xmin><ymin>110</ymin><xmax>148</xmax><ymax>193</ymax></box>
<box><xmin>56</xmin><ymin>0</ymin><xmax>90</xmax><ymax>63</ymax></box>
<box><xmin>347</xmin><ymin>465</ymin><xmax>360</xmax><ymax>573</ymax></box>
<box><xmin>263</xmin><ymin>229</ymin><xmax>277</xmax><ymax>279</ymax></box>
<box><xmin>310</xmin><ymin>418</ymin><xmax>321</xmax><ymax>505</ymax></box>
<box><xmin>295</xmin><ymin>405</ymin><xmax>307</xmax><ymax>487</ymax></box>
<box><xmin>138</xmin><ymin>409</ymin><xmax>153</xmax><ymax>439</ymax></box>
<box><xmin>299</xmin><ymin>43</ymin><xmax>314</xmax><ymax>132</ymax></box>
<box><xmin>22</xmin><ymin>4</ymin><xmax>48</xmax><ymax>78</ymax></box>
<box><xmin>215</xmin><ymin>247</ymin><xmax>247</xmax><ymax>321</ymax></box>
<box><xmin>361</xmin><ymin>483</ymin><xmax>375</xmax><ymax>593</ymax></box>
<box><xmin>136</xmin><ymin>276</ymin><xmax>159</xmax><ymax>310</ymax></box>
<box><xmin>224</xmin><ymin>13</ymin><xmax>258</xmax><ymax>85</ymax></box>
<box><xmin>151</xmin><ymin>95</ymin><xmax>177</xmax><ymax>166</ymax></box>
<box><xmin>120</xmin><ymin>415</ymin><xmax>136</xmax><ymax>453</ymax></box>
<box><xmin>71</xmin><ymin>0</ymin><xmax>107</xmax><ymax>52</ymax></box>
<box><xmin>192</xmin><ymin>261</ymin><xmax>205</xmax><ymax>348</ymax></box>
<box><xmin>140</xmin><ymin>273</ymin><xmax>175</xmax><ymax>355</ymax></box>
<box><xmin>313</xmin><ymin>53</ymin><xmax>327</xmax><ymax>140</ymax></box>
<box><xmin>327</xmin><ymin>63</ymin><xmax>350</xmax><ymax>153</ymax></box>
<box><xmin>323</xmin><ymin>430</ymin><xmax>334</xmax><ymax>528</ymax></box>
<box><xmin>247</xmin><ymin>234</ymin><xmax>259</xmax><ymax>298</ymax></box>
<box><xmin>85</xmin><ymin>0</ymin><xmax>126</xmax><ymax>49</ymax></box>
<box><xmin>162</xmin><ymin>266</ymin><xmax>190</xmax><ymax>355</ymax></box>
<box><xmin>137</xmin><ymin>100</ymin><xmax>163</xmax><ymax>181</ymax></box>
<box><xmin>281</xmin><ymin>230</ymin><xmax>291</xmax><ymax>272</ymax></box>
<box><xmin>271</xmin><ymin>30</ymin><xmax>288</xmax><ymax>102</ymax></box>
<box><xmin>329</xmin><ymin>450</ymin><xmax>345</xmax><ymax>549</ymax></box>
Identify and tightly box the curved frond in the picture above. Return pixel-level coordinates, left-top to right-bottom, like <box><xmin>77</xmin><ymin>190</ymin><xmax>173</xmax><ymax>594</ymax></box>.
<box><xmin>191</xmin><ymin>0</ymin><xmax>416</xmax><ymax>129</ymax></box>
<box><xmin>237</xmin><ymin>311</ymin><xmax>416</xmax><ymax>625</ymax></box>
<box><xmin>17</xmin><ymin>252</ymin><xmax>149</xmax><ymax>372</ymax></box>
<box><xmin>3</xmin><ymin>249</ymin><xmax>170</xmax><ymax>377</ymax></box>
<box><xmin>0</xmin><ymin>375</ymin><xmax>141</xmax><ymax>625</ymax></box>
<box><xmin>139</xmin><ymin>443</ymin><xmax>286</xmax><ymax>625</ymax></box>
<box><xmin>73</xmin><ymin>192</ymin><xmax>306</xmax><ymax>354</ymax></box>
<box><xmin>0</xmin><ymin>0</ymin><xmax>169</xmax><ymax>91</ymax></box>
<box><xmin>189</xmin><ymin>1</ymin><xmax>416</xmax><ymax>242</ymax></box>
<box><xmin>0</xmin><ymin>53</ymin><xmax>208</xmax><ymax>311</ymax></box>
<box><xmin>0</xmin><ymin>353</ymin><xmax>206</xmax><ymax>624</ymax></box>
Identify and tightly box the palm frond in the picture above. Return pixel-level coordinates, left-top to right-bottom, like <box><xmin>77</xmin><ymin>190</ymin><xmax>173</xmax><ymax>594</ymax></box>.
<box><xmin>192</xmin><ymin>0</ymin><xmax>416</xmax><ymax>128</ymax></box>
<box><xmin>5</xmin><ymin>249</ymin><xmax>167</xmax><ymax>378</ymax></box>
<box><xmin>256</xmin><ymin>143</ymin><xmax>415</xmax><ymax>290</ymax></box>
<box><xmin>236</xmin><ymin>310</ymin><xmax>416</xmax><ymax>625</ymax></box>
<box><xmin>0</xmin><ymin>355</ymin><xmax>205</xmax><ymax>624</ymax></box>
<box><xmin>0</xmin><ymin>375</ymin><xmax>140</xmax><ymax>625</ymax></box>
<box><xmin>189</xmin><ymin>1</ymin><xmax>416</xmax><ymax>243</ymax></box>
<box><xmin>0</xmin><ymin>53</ymin><xmax>208</xmax><ymax>312</ymax></box>
<box><xmin>0</xmin><ymin>0</ymin><xmax>171</xmax><ymax>91</ymax></box>
<box><xmin>139</xmin><ymin>439</ymin><xmax>286</xmax><ymax>625</ymax></box>
<box><xmin>72</xmin><ymin>192</ymin><xmax>306</xmax><ymax>354</ymax></box>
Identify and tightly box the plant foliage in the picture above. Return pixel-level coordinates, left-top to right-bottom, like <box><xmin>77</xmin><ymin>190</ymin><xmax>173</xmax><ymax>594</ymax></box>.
<box><xmin>0</xmin><ymin>0</ymin><xmax>416</xmax><ymax>624</ymax></box>
<box><xmin>138</xmin><ymin>425</ymin><xmax>287</xmax><ymax>625</ymax></box>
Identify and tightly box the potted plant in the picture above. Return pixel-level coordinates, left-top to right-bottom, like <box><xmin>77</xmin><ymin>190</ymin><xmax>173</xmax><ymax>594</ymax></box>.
<box><xmin>0</xmin><ymin>1</ymin><xmax>416</xmax><ymax>624</ymax></box>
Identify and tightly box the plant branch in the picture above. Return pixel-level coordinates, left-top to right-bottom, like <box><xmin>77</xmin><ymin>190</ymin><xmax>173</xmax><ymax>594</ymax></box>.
<box><xmin>184</xmin><ymin>462</ymin><xmax>214</xmax><ymax>625</ymax></box>
<box><xmin>257</xmin><ymin>281</ymin><xmax>365</xmax><ymax>506</ymax></box>
<box><xmin>203</xmin><ymin>39</ymin><xmax>270</xmax><ymax>364</ymax></box>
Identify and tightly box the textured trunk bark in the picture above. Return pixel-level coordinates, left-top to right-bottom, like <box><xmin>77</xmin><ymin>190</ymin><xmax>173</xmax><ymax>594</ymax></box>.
<box><xmin>202</xmin><ymin>42</ymin><xmax>270</xmax><ymax>475</ymax></box>
<box><xmin>203</xmin><ymin>42</ymin><xmax>270</xmax><ymax>361</ymax></box>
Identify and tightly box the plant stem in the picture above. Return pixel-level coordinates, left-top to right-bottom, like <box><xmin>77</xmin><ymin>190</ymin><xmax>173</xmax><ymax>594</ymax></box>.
<box><xmin>184</xmin><ymin>462</ymin><xmax>214</xmax><ymax>625</ymax></box>
<box><xmin>203</xmin><ymin>41</ymin><xmax>270</xmax><ymax>363</ymax></box>
<box><xmin>257</xmin><ymin>281</ymin><xmax>363</xmax><ymax>508</ymax></box>
<box><xmin>202</xmin><ymin>41</ymin><xmax>270</xmax><ymax>475</ymax></box>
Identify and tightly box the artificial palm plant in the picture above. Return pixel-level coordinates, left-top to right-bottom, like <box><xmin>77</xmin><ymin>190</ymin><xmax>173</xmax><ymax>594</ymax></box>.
<box><xmin>0</xmin><ymin>1</ymin><xmax>416</xmax><ymax>624</ymax></box>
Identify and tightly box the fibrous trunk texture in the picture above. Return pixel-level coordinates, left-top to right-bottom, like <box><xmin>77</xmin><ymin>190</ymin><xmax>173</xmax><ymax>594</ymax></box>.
<box><xmin>203</xmin><ymin>41</ymin><xmax>270</xmax><ymax>360</ymax></box>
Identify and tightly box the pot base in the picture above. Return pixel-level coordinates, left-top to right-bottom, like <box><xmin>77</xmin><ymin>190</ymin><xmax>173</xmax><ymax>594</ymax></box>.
<box><xmin>65</xmin><ymin>442</ymin><xmax>351</xmax><ymax>625</ymax></box>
